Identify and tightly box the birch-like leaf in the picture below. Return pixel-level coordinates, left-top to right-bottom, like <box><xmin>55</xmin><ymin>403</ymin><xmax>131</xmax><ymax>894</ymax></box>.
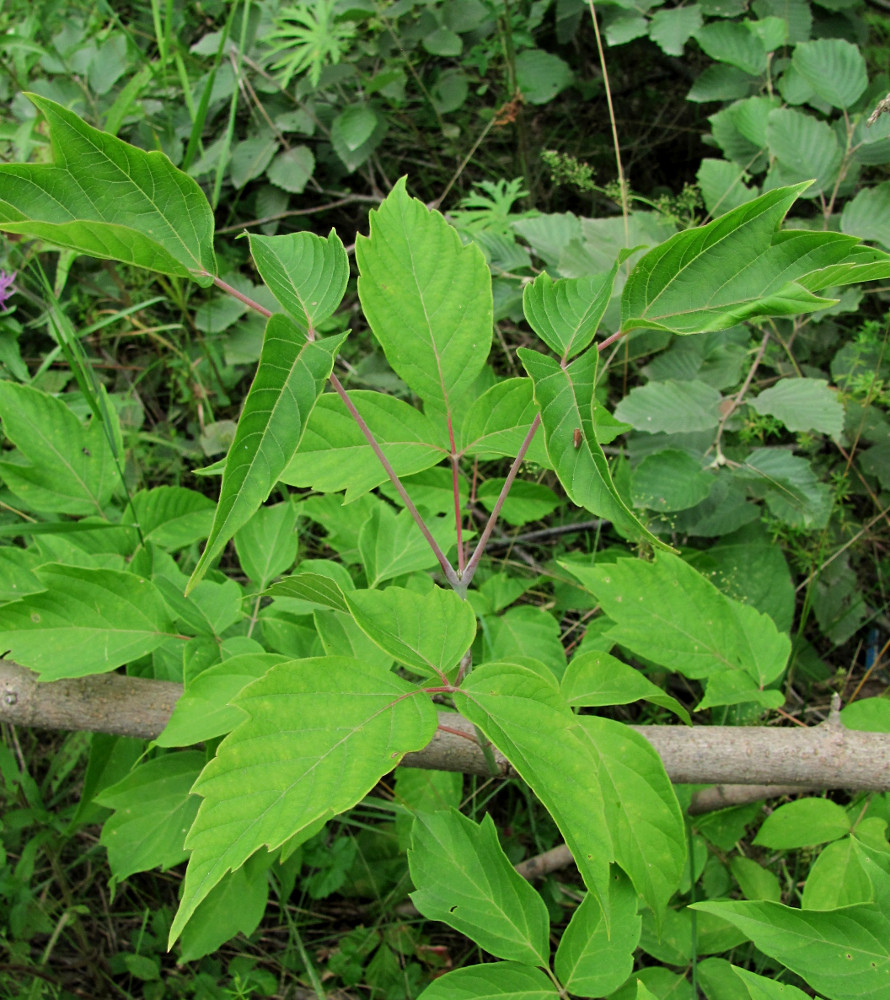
<box><xmin>518</xmin><ymin>346</ymin><xmax>667</xmax><ymax>548</ymax></box>
<box><xmin>169</xmin><ymin>657</ymin><xmax>437</xmax><ymax>943</ymax></box>
<box><xmin>455</xmin><ymin>661</ymin><xmax>614</xmax><ymax>919</ymax></box>
<box><xmin>417</xmin><ymin>963</ymin><xmax>559</xmax><ymax>1000</ymax></box>
<box><xmin>188</xmin><ymin>320</ymin><xmax>348</xmax><ymax>593</ymax></box>
<box><xmin>356</xmin><ymin>177</ymin><xmax>492</xmax><ymax>408</ymax></box>
<box><xmin>0</xmin><ymin>95</ymin><xmax>216</xmax><ymax>284</ymax></box>
<box><xmin>0</xmin><ymin>564</ymin><xmax>175</xmax><ymax>679</ymax></box>
<box><xmin>621</xmin><ymin>184</ymin><xmax>890</xmax><ymax>335</ymax></box>
<box><xmin>248</xmin><ymin>230</ymin><xmax>348</xmax><ymax>330</ymax></box>
<box><xmin>346</xmin><ymin>586</ymin><xmax>476</xmax><ymax>678</ymax></box>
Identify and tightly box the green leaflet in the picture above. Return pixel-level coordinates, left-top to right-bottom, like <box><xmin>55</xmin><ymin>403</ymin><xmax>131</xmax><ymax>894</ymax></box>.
<box><xmin>281</xmin><ymin>390</ymin><xmax>445</xmax><ymax>501</ymax></box>
<box><xmin>0</xmin><ymin>380</ymin><xmax>117</xmax><ymax>517</ymax></box>
<box><xmin>409</xmin><ymin>809</ymin><xmax>551</xmax><ymax>965</ymax></box>
<box><xmin>416</xmin><ymin>962</ymin><xmax>559</xmax><ymax>1000</ymax></box>
<box><xmin>169</xmin><ymin>656</ymin><xmax>437</xmax><ymax>944</ymax></box>
<box><xmin>345</xmin><ymin>585</ymin><xmax>476</xmax><ymax>678</ymax></box>
<box><xmin>522</xmin><ymin>254</ymin><xmax>625</xmax><ymax>359</ymax></box>
<box><xmin>0</xmin><ymin>564</ymin><xmax>175</xmax><ymax>679</ymax></box>
<box><xmin>563</xmin><ymin>551</ymin><xmax>789</xmax><ymax>710</ymax></box>
<box><xmin>0</xmin><ymin>95</ymin><xmax>216</xmax><ymax>284</ymax></box>
<box><xmin>620</xmin><ymin>184</ymin><xmax>890</xmax><ymax>335</ymax></box>
<box><xmin>691</xmin><ymin>899</ymin><xmax>890</xmax><ymax>999</ymax></box>
<box><xmin>554</xmin><ymin>872</ymin><xmax>642</xmax><ymax>996</ymax></box>
<box><xmin>518</xmin><ymin>346</ymin><xmax>667</xmax><ymax>548</ymax></box>
<box><xmin>456</xmin><ymin>378</ymin><xmax>550</xmax><ymax>466</ymax></box>
<box><xmin>188</xmin><ymin>321</ymin><xmax>348</xmax><ymax>593</ymax></box>
<box><xmin>455</xmin><ymin>662</ymin><xmax>614</xmax><ymax>919</ymax></box>
<box><xmin>358</xmin><ymin>502</ymin><xmax>456</xmax><ymax>587</ymax></box>
<box><xmin>356</xmin><ymin>177</ymin><xmax>492</xmax><ymax>409</ymax></box>
<box><xmin>248</xmin><ymin>229</ymin><xmax>349</xmax><ymax>331</ymax></box>
<box><xmin>234</xmin><ymin>501</ymin><xmax>299</xmax><ymax>587</ymax></box>
<box><xmin>575</xmin><ymin>717</ymin><xmax>686</xmax><ymax>918</ymax></box>
<box><xmin>732</xmin><ymin>967</ymin><xmax>817</xmax><ymax>1000</ymax></box>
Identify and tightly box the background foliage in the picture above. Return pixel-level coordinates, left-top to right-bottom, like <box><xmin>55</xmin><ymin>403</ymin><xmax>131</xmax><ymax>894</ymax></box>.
<box><xmin>2</xmin><ymin>0</ymin><xmax>890</xmax><ymax>997</ymax></box>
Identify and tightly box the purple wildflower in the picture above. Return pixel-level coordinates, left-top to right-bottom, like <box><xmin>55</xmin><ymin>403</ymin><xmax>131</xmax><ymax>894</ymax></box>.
<box><xmin>0</xmin><ymin>270</ymin><xmax>16</xmax><ymax>310</ymax></box>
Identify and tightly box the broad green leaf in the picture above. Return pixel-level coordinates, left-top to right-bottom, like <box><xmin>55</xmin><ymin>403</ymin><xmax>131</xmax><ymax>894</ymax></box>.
<box><xmin>614</xmin><ymin>380</ymin><xmax>723</xmax><ymax>434</ymax></box>
<box><xmin>188</xmin><ymin>320</ymin><xmax>347</xmax><ymax>592</ymax></box>
<box><xmin>577</xmin><ymin>716</ymin><xmax>686</xmax><ymax>916</ymax></box>
<box><xmin>457</xmin><ymin>378</ymin><xmax>549</xmax><ymax>466</ymax></box>
<box><xmin>697</xmin><ymin>159</ymin><xmax>757</xmax><ymax>216</ymax></box>
<box><xmin>455</xmin><ymin>662</ymin><xmax>614</xmax><ymax>915</ymax></box>
<box><xmin>281</xmin><ymin>390</ymin><xmax>444</xmax><ymax>501</ymax></box>
<box><xmin>409</xmin><ymin>810</ymin><xmax>550</xmax><ymax>964</ymax></box>
<box><xmin>691</xmin><ymin>899</ymin><xmax>890</xmax><ymax>999</ymax></box>
<box><xmin>563</xmin><ymin>551</ymin><xmax>790</xmax><ymax>705</ymax></box>
<box><xmin>0</xmin><ymin>564</ymin><xmax>175</xmax><ymax>679</ymax></box>
<box><xmin>229</xmin><ymin>135</ymin><xmax>277</xmax><ymax>189</ymax></box>
<box><xmin>731</xmin><ymin>857</ymin><xmax>782</xmax><ymax>902</ymax></box>
<box><xmin>620</xmin><ymin>185</ymin><xmax>890</xmax><ymax>335</ymax></box>
<box><xmin>417</xmin><ymin>962</ymin><xmax>559</xmax><ymax>1000</ymax></box>
<box><xmin>157</xmin><ymin>653</ymin><xmax>287</xmax><ymax>747</ymax></box>
<box><xmin>840</xmin><ymin>697</ymin><xmax>890</xmax><ymax>732</ymax></box>
<box><xmin>766</xmin><ymin>109</ymin><xmax>843</xmax><ymax>195</ymax></box>
<box><xmin>561</xmin><ymin>650</ymin><xmax>692</xmax><ymax>724</ymax></box>
<box><xmin>695</xmin><ymin>21</ymin><xmax>768</xmax><ymax>75</ymax></box>
<box><xmin>732</xmin><ymin>967</ymin><xmax>819</xmax><ymax>1000</ymax></box>
<box><xmin>97</xmin><ymin>752</ymin><xmax>203</xmax><ymax>881</ymax></box>
<box><xmin>644</xmin><ymin>328</ymin><xmax>749</xmax><ymax>390</ymax></box>
<box><xmin>792</xmin><ymin>39</ymin><xmax>867</xmax><ymax>109</ymax></box>
<box><xmin>169</xmin><ymin>657</ymin><xmax>437</xmax><ymax>943</ymax></box>
<box><xmin>356</xmin><ymin>177</ymin><xmax>492</xmax><ymax>409</ymax></box>
<box><xmin>841</xmin><ymin>181</ymin><xmax>890</xmax><ymax>251</ymax></box>
<box><xmin>735</xmin><ymin>448</ymin><xmax>832</xmax><ymax>528</ymax></box>
<box><xmin>697</xmin><ymin>958</ymin><xmax>753</xmax><ymax>1000</ymax></box>
<box><xmin>749</xmin><ymin>378</ymin><xmax>844</xmax><ymax>438</ymax></box>
<box><xmin>248</xmin><ymin>230</ymin><xmax>348</xmax><ymax>331</ymax></box>
<box><xmin>266</xmin><ymin>573</ymin><xmax>349</xmax><ymax>613</ymax></box>
<box><xmin>234</xmin><ymin>501</ymin><xmax>299</xmax><ymax>586</ymax></box>
<box><xmin>518</xmin><ymin>346</ymin><xmax>666</xmax><ymax>548</ymax></box>
<box><xmin>0</xmin><ymin>95</ymin><xmax>216</xmax><ymax>284</ymax></box>
<box><xmin>394</xmin><ymin>769</ymin><xmax>463</xmax><ymax>850</ymax></box>
<box><xmin>0</xmin><ymin>381</ymin><xmax>117</xmax><ymax>516</ymax></box>
<box><xmin>649</xmin><ymin>6</ymin><xmax>703</xmax><ymax>56</ymax></box>
<box><xmin>358</xmin><ymin>503</ymin><xmax>455</xmax><ymax>587</ymax></box>
<box><xmin>802</xmin><ymin>837</ymin><xmax>873</xmax><ymax>910</ymax></box>
<box><xmin>476</xmin><ymin>478</ymin><xmax>560</xmax><ymax>527</ymax></box>
<box><xmin>754</xmin><ymin>798</ymin><xmax>851</xmax><ymax>850</ymax></box>
<box><xmin>689</xmin><ymin>65</ymin><xmax>757</xmax><ymax>103</ymax></box>
<box><xmin>130</xmin><ymin>487</ymin><xmax>215</xmax><ymax>550</ymax></box>
<box><xmin>345</xmin><ymin>586</ymin><xmax>476</xmax><ymax>678</ymax></box>
<box><xmin>522</xmin><ymin>258</ymin><xmax>624</xmax><ymax>359</ymax></box>
<box><xmin>178</xmin><ymin>854</ymin><xmax>270</xmax><ymax>964</ymax></box>
<box><xmin>555</xmin><ymin>871</ymin><xmax>641</xmax><ymax>996</ymax></box>
<box><xmin>631</xmin><ymin>449</ymin><xmax>715</xmax><ymax>512</ymax></box>
<box><xmin>480</xmin><ymin>607</ymin><xmax>567</xmax><ymax>681</ymax></box>
<box><xmin>515</xmin><ymin>49</ymin><xmax>573</xmax><ymax>105</ymax></box>
<box><xmin>314</xmin><ymin>609</ymin><xmax>393</xmax><ymax>671</ymax></box>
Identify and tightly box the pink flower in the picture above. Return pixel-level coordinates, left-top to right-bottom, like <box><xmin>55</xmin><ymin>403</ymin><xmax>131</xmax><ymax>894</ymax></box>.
<box><xmin>0</xmin><ymin>270</ymin><xmax>16</xmax><ymax>310</ymax></box>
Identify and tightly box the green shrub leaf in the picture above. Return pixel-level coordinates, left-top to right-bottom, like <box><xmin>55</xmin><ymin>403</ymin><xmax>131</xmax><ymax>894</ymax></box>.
<box><xmin>456</xmin><ymin>662</ymin><xmax>614</xmax><ymax>918</ymax></box>
<box><xmin>518</xmin><ymin>346</ymin><xmax>667</xmax><ymax>548</ymax></box>
<box><xmin>169</xmin><ymin>657</ymin><xmax>437</xmax><ymax>944</ymax></box>
<box><xmin>345</xmin><ymin>585</ymin><xmax>476</xmax><ymax>678</ymax></box>
<box><xmin>554</xmin><ymin>872</ymin><xmax>642</xmax><ymax>996</ymax></box>
<box><xmin>791</xmin><ymin>38</ymin><xmax>867</xmax><ymax>109</ymax></box>
<box><xmin>248</xmin><ymin>230</ymin><xmax>348</xmax><ymax>331</ymax></box>
<box><xmin>0</xmin><ymin>95</ymin><xmax>216</xmax><ymax>284</ymax></box>
<box><xmin>621</xmin><ymin>185</ymin><xmax>890</xmax><ymax>335</ymax></box>
<box><xmin>691</xmin><ymin>899</ymin><xmax>890</xmax><ymax>999</ymax></box>
<box><xmin>356</xmin><ymin>178</ymin><xmax>492</xmax><ymax>410</ymax></box>
<box><xmin>748</xmin><ymin>378</ymin><xmax>844</xmax><ymax>438</ymax></box>
<box><xmin>0</xmin><ymin>564</ymin><xmax>175</xmax><ymax>679</ymax></box>
<box><xmin>188</xmin><ymin>321</ymin><xmax>348</xmax><ymax>593</ymax></box>
<box><xmin>417</xmin><ymin>962</ymin><xmax>559</xmax><ymax>1000</ymax></box>
<box><xmin>753</xmin><ymin>798</ymin><xmax>852</xmax><ymax>850</ymax></box>
<box><xmin>409</xmin><ymin>809</ymin><xmax>551</xmax><ymax>964</ymax></box>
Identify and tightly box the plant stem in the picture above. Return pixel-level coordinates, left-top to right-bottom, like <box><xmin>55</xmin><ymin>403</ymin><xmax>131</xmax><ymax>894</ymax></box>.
<box><xmin>458</xmin><ymin>414</ymin><xmax>541</xmax><ymax>595</ymax></box>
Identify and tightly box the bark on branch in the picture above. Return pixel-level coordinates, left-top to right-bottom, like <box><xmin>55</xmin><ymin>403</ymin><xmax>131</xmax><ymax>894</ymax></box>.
<box><xmin>3</xmin><ymin>659</ymin><xmax>889</xmax><ymax>791</ymax></box>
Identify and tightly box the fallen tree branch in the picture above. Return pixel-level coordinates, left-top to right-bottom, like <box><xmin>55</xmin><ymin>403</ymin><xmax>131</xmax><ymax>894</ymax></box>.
<box><xmin>3</xmin><ymin>659</ymin><xmax>889</xmax><ymax>791</ymax></box>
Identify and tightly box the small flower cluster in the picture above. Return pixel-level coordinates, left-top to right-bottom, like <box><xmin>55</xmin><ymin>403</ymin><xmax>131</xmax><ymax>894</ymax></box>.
<box><xmin>0</xmin><ymin>270</ymin><xmax>16</xmax><ymax>310</ymax></box>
